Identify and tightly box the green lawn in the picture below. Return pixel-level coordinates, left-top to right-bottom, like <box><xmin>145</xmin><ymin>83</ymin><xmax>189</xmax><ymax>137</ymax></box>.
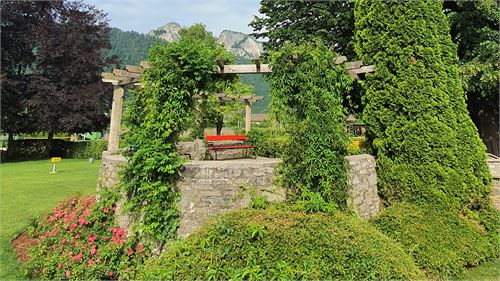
<box><xmin>0</xmin><ymin>159</ymin><xmax>100</xmax><ymax>280</ymax></box>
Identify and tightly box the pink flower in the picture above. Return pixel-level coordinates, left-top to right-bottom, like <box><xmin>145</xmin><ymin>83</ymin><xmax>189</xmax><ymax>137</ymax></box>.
<box><xmin>108</xmin><ymin>272</ymin><xmax>113</xmax><ymax>277</ymax></box>
<box><xmin>75</xmin><ymin>234</ymin><xmax>80</xmax><ymax>239</ymax></box>
<box><xmin>88</xmin><ymin>235</ymin><xmax>97</xmax><ymax>243</ymax></box>
<box><xmin>71</xmin><ymin>253</ymin><xmax>83</xmax><ymax>261</ymax></box>
<box><xmin>57</xmin><ymin>263</ymin><xmax>62</xmax><ymax>269</ymax></box>
<box><xmin>90</xmin><ymin>247</ymin><xmax>96</xmax><ymax>255</ymax></box>
<box><xmin>137</xmin><ymin>242</ymin><xmax>144</xmax><ymax>254</ymax></box>
<box><xmin>61</xmin><ymin>239</ymin><xmax>66</xmax><ymax>244</ymax></box>
<box><xmin>87</xmin><ymin>259</ymin><xmax>93</xmax><ymax>266</ymax></box>
<box><xmin>66</xmin><ymin>271</ymin><xmax>71</xmax><ymax>277</ymax></box>
<box><xmin>103</xmin><ymin>208</ymin><xmax>109</xmax><ymax>214</ymax></box>
<box><xmin>127</xmin><ymin>248</ymin><xmax>133</xmax><ymax>255</ymax></box>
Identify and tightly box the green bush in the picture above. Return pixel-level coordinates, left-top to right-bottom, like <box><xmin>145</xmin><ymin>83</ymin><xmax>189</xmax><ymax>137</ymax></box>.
<box><xmin>63</xmin><ymin>140</ymin><xmax>107</xmax><ymax>159</ymax></box>
<box><xmin>371</xmin><ymin>202</ymin><xmax>499</xmax><ymax>279</ymax></box>
<box><xmin>246</xmin><ymin>124</ymin><xmax>289</xmax><ymax>158</ymax></box>
<box><xmin>2</xmin><ymin>139</ymin><xmax>107</xmax><ymax>161</ymax></box>
<box><xmin>269</xmin><ymin>40</ymin><xmax>352</xmax><ymax>207</ymax></box>
<box><xmin>354</xmin><ymin>0</ymin><xmax>493</xmax><ymax>214</ymax></box>
<box><xmin>3</xmin><ymin>139</ymin><xmax>66</xmax><ymax>161</ymax></box>
<box><xmin>139</xmin><ymin>209</ymin><xmax>424</xmax><ymax>280</ymax></box>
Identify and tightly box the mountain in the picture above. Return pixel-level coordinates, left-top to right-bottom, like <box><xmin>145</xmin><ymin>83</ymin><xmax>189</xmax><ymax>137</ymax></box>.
<box><xmin>148</xmin><ymin>22</ymin><xmax>264</xmax><ymax>59</ymax></box>
<box><xmin>109</xmin><ymin>24</ymin><xmax>270</xmax><ymax>112</ymax></box>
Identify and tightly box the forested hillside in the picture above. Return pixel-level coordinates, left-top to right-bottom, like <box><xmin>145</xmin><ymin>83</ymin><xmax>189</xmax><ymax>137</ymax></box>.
<box><xmin>108</xmin><ymin>28</ymin><xmax>163</xmax><ymax>67</ymax></box>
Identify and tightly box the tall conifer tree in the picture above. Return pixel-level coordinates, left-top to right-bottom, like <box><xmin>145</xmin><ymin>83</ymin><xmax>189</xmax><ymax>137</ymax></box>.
<box><xmin>354</xmin><ymin>0</ymin><xmax>493</xmax><ymax>218</ymax></box>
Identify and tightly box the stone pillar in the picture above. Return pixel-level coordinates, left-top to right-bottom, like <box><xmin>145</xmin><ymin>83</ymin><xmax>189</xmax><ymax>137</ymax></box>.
<box><xmin>245</xmin><ymin>100</ymin><xmax>252</xmax><ymax>132</ymax></box>
<box><xmin>108</xmin><ymin>86</ymin><xmax>124</xmax><ymax>152</ymax></box>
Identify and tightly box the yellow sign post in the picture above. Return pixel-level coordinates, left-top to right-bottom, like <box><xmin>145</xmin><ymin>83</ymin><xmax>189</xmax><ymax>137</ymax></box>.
<box><xmin>49</xmin><ymin>157</ymin><xmax>61</xmax><ymax>174</ymax></box>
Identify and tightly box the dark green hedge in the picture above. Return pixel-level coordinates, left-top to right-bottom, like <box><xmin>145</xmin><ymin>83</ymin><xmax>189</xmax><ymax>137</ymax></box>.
<box><xmin>2</xmin><ymin>140</ymin><xmax>107</xmax><ymax>161</ymax></box>
<box><xmin>372</xmin><ymin>202</ymin><xmax>499</xmax><ymax>279</ymax></box>
<box><xmin>354</xmin><ymin>0</ymin><xmax>492</xmax><ymax>214</ymax></box>
<box><xmin>246</xmin><ymin>125</ymin><xmax>288</xmax><ymax>158</ymax></box>
<box><xmin>139</xmin><ymin>209</ymin><xmax>424</xmax><ymax>280</ymax></box>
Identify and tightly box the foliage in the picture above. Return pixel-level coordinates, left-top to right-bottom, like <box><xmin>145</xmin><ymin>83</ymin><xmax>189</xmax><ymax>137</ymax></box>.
<box><xmin>108</xmin><ymin>27</ymin><xmax>163</xmax><ymax>67</ymax></box>
<box><xmin>445</xmin><ymin>0</ymin><xmax>500</xmax><ymax>154</ymax></box>
<box><xmin>371</xmin><ymin>202</ymin><xmax>499</xmax><ymax>279</ymax></box>
<box><xmin>139</xmin><ymin>209</ymin><xmax>424</xmax><ymax>280</ymax></box>
<box><xmin>64</xmin><ymin>140</ymin><xmax>107</xmax><ymax>159</ymax></box>
<box><xmin>246</xmin><ymin>121</ymin><xmax>288</xmax><ymax>158</ymax></box>
<box><xmin>26</xmin><ymin>193</ymin><xmax>149</xmax><ymax>280</ymax></box>
<box><xmin>354</xmin><ymin>0</ymin><xmax>493</xmax><ymax>214</ymax></box>
<box><xmin>2</xmin><ymin>140</ymin><xmax>107</xmax><ymax>161</ymax></box>
<box><xmin>1</xmin><ymin>0</ymin><xmax>115</xmax><ymax>137</ymax></box>
<box><xmin>250</xmin><ymin>0</ymin><xmax>355</xmax><ymax>57</ymax></box>
<box><xmin>269</xmin><ymin>40</ymin><xmax>352</xmax><ymax>207</ymax></box>
<box><xmin>121</xmin><ymin>28</ymin><xmax>217</xmax><ymax>245</ymax></box>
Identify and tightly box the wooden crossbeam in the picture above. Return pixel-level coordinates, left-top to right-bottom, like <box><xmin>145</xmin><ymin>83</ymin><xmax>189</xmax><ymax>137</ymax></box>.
<box><xmin>335</xmin><ymin>56</ymin><xmax>348</xmax><ymax>64</ymax></box>
<box><xmin>126</xmin><ymin>65</ymin><xmax>145</xmax><ymax>73</ymax></box>
<box><xmin>218</xmin><ymin>64</ymin><xmax>272</xmax><ymax>74</ymax></box>
<box><xmin>113</xmin><ymin>69</ymin><xmax>142</xmax><ymax>79</ymax></box>
<box><xmin>140</xmin><ymin>61</ymin><xmax>149</xmax><ymax>69</ymax></box>
<box><xmin>347</xmin><ymin>61</ymin><xmax>363</xmax><ymax>69</ymax></box>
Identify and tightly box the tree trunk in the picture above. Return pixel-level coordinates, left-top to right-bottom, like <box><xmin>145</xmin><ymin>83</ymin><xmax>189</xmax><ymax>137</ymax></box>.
<box><xmin>47</xmin><ymin>131</ymin><xmax>54</xmax><ymax>157</ymax></box>
<box><xmin>216</xmin><ymin>115</ymin><xmax>224</xmax><ymax>136</ymax></box>
<box><xmin>6</xmin><ymin>131</ymin><xmax>14</xmax><ymax>160</ymax></box>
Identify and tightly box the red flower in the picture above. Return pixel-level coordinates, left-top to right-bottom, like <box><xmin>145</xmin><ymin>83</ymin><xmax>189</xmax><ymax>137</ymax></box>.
<box><xmin>57</xmin><ymin>263</ymin><xmax>62</xmax><ymax>269</ymax></box>
<box><xmin>71</xmin><ymin>253</ymin><xmax>83</xmax><ymax>261</ymax></box>
<box><xmin>87</xmin><ymin>259</ymin><xmax>93</xmax><ymax>266</ymax></box>
<box><xmin>75</xmin><ymin>234</ymin><xmax>80</xmax><ymax>239</ymax></box>
<box><xmin>108</xmin><ymin>272</ymin><xmax>113</xmax><ymax>277</ymax></box>
<box><xmin>127</xmin><ymin>248</ymin><xmax>133</xmax><ymax>255</ymax></box>
<box><xmin>137</xmin><ymin>243</ymin><xmax>144</xmax><ymax>254</ymax></box>
<box><xmin>103</xmin><ymin>208</ymin><xmax>109</xmax><ymax>214</ymax></box>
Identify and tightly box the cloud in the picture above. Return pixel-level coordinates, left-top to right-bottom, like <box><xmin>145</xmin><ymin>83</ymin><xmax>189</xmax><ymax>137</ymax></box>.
<box><xmin>84</xmin><ymin>0</ymin><xmax>261</xmax><ymax>35</ymax></box>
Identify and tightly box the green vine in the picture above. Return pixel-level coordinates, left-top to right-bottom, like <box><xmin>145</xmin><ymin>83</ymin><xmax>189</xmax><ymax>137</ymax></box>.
<box><xmin>269</xmin><ymin>40</ymin><xmax>353</xmax><ymax>208</ymax></box>
<box><xmin>121</xmin><ymin>37</ymin><xmax>216</xmax><ymax>244</ymax></box>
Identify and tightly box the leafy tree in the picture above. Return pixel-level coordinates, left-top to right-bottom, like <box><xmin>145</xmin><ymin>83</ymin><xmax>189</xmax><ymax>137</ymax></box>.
<box><xmin>26</xmin><ymin>1</ymin><xmax>115</xmax><ymax>139</ymax></box>
<box><xmin>250</xmin><ymin>0</ymin><xmax>355</xmax><ymax>57</ymax></box>
<box><xmin>0</xmin><ymin>1</ymin><xmax>60</xmax><ymax>151</ymax></box>
<box><xmin>1</xmin><ymin>0</ymin><xmax>115</xmax><ymax>143</ymax></box>
<box><xmin>445</xmin><ymin>0</ymin><xmax>500</xmax><ymax>155</ymax></box>
<box><xmin>354</xmin><ymin>0</ymin><xmax>493</xmax><ymax>220</ymax></box>
<box><xmin>269</xmin><ymin>40</ymin><xmax>352</xmax><ymax>208</ymax></box>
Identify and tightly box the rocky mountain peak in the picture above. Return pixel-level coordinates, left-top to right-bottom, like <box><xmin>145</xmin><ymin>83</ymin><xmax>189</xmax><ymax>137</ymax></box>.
<box><xmin>147</xmin><ymin>22</ymin><xmax>182</xmax><ymax>42</ymax></box>
<box><xmin>147</xmin><ymin>23</ymin><xmax>263</xmax><ymax>59</ymax></box>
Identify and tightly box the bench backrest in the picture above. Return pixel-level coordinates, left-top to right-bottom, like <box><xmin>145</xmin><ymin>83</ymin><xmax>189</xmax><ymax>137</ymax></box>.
<box><xmin>205</xmin><ymin>135</ymin><xmax>247</xmax><ymax>141</ymax></box>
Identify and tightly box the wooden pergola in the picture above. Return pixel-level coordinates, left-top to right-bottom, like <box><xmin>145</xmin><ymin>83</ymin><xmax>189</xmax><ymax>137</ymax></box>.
<box><xmin>100</xmin><ymin>56</ymin><xmax>375</xmax><ymax>152</ymax></box>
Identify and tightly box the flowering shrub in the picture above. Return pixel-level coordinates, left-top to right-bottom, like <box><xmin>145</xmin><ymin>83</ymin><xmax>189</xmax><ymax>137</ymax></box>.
<box><xmin>26</xmin><ymin>193</ymin><xmax>148</xmax><ymax>280</ymax></box>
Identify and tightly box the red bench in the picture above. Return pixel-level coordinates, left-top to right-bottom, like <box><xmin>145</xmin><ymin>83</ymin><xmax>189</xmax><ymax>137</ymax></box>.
<box><xmin>205</xmin><ymin>135</ymin><xmax>256</xmax><ymax>160</ymax></box>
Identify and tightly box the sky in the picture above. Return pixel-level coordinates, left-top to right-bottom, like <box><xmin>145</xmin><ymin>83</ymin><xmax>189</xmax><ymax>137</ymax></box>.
<box><xmin>84</xmin><ymin>0</ymin><xmax>262</xmax><ymax>35</ymax></box>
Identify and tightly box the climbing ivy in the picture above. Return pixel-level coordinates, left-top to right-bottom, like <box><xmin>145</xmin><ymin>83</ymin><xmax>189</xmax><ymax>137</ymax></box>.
<box><xmin>121</xmin><ymin>37</ymin><xmax>216</xmax><ymax>244</ymax></box>
<box><xmin>269</xmin><ymin>40</ymin><xmax>353</xmax><ymax>208</ymax></box>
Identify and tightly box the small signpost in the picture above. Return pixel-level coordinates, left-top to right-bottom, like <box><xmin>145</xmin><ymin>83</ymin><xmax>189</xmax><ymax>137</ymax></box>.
<box><xmin>49</xmin><ymin>157</ymin><xmax>61</xmax><ymax>174</ymax></box>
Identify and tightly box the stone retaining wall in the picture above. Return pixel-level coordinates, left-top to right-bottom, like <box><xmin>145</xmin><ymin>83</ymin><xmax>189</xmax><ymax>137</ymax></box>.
<box><xmin>487</xmin><ymin>154</ymin><xmax>500</xmax><ymax>210</ymax></box>
<box><xmin>99</xmin><ymin>152</ymin><xmax>380</xmax><ymax>236</ymax></box>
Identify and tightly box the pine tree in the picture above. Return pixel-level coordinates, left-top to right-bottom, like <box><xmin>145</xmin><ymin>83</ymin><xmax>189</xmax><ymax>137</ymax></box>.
<box><xmin>354</xmin><ymin>0</ymin><xmax>493</xmax><ymax>218</ymax></box>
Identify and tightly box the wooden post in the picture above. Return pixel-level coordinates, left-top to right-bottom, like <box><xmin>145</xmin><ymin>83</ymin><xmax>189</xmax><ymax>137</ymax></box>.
<box><xmin>108</xmin><ymin>86</ymin><xmax>124</xmax><ymax>152</ymax></box>
<box><xmin>245</xmin><ymin>100</ymin><xmax>252</xmax><ymax>132</ymax></box>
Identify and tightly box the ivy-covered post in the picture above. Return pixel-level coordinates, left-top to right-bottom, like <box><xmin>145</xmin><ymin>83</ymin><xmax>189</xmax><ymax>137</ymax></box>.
<box><xmin>269</xmin><ymin>41</ymin><xmax>353</xmax><ymax>208</ymax></box>
<box><xmin>354</xmin><ymin>0</ymin><xmax>495</xmax><ymax>221</ymax></box>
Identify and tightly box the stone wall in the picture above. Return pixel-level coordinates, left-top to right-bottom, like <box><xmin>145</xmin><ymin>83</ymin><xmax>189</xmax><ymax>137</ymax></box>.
<box><xmin>345</xmin><ymin>154</ymin><xmax>380</xmax><ymax>218</ymax></box>
<box><xmin>177</xmin><ymin>158</ymin><xmax>284</xmax><ymax>237</ymax></box>
<box><xmin>98</xmin><ymin>152</ymin><xmax>381</xmax><ymax>236</ymax></box>
<box><xmin>487</xmin><ymin>154</ymin><xmax>500</xmax><ymax>210</ymax></box>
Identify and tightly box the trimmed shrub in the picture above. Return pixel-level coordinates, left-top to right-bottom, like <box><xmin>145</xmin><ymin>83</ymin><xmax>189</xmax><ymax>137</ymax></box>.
<box><xmin>26</xmin><ymin>193</ymin><xmax>149</xmax><ymax>280</ymax></box>
<box><xmin>246</xmin><ymin>124</ymin><xmax>289</xmax><ymax>158</ymax></box>
<box><xmin>63</xmin><ymin>140</ymin><xmax>107</xmax><ymax>159</ymax></box>
<box><xmin>354</xmin><ymin>0</ymin><xmax>493</xmax><ymax>214</ymax></box>
<box><xmin>269</xmin><ymin>40</ymin><xmax>352</xmax><ymax>207</ymax></box>
<box><xmin>371</xmin><ymin>202</ymin><xmax>499</xmax><ymax>279</ymax></box>
<box><xmin>4</xmin><ymin>139</ymin><xmax>66</xmax><ymax>161</ymax></box>
<box><xmin>139</xmin><ymin>209</ymin><xmax>424</xmax><ymax>280</ymax></box>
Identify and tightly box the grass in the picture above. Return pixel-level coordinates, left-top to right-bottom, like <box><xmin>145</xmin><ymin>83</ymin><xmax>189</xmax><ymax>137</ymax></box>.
<box><xmin>457</xmin><ymin>258</ymin><xmax>500</xmax><ymax>281</ymax></box>
<box><xmin>0</xmin><ymin>159</ymin><xmax>100</xmax><ymax>280</ymax></box>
